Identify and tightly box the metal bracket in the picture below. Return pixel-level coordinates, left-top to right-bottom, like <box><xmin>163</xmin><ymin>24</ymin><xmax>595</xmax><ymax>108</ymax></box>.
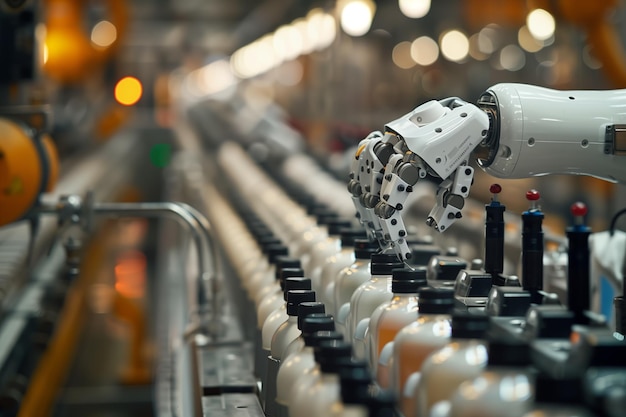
<box><xmin>0</xmin><ymin>105</ymin><xmax>52</xmax><ymax>137</ymax></box>
<box><xmin>605</xmin><ymin>124</ymin><xmax>626</xmax><ymax>155</ymax></box>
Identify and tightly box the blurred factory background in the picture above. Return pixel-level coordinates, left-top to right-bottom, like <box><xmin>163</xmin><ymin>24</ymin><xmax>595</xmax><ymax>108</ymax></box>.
<box><xmin>2</xmin><ymin>0</ymin><xmax>626</xmax><ymax>416</ymax></box>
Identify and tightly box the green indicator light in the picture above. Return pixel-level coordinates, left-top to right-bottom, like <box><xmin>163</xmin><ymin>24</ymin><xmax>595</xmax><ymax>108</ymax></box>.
<box><xmin>149</xmin><ymin>143</ymin><xmax>171</xmax><ymax>168</ymax></box>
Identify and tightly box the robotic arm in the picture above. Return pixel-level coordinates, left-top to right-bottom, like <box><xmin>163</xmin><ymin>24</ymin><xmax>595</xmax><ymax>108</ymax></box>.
<box><xmin>370</xmin><ymin>83</ymin><xmax>626</xmax><ymax>260</ymax></box>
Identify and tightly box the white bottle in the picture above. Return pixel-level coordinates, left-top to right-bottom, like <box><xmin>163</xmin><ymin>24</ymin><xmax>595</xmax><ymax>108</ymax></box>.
<box><xmin>366</xmin><ymin>267</ymin><xmax>427</xmax><ymax>373</ymax></box>
<box><xmin>257</xmin><ymin>277</ymin><xmax>311</xmax><ymax>384</ymax></box>
<box><xmin>310</xmin><ymin>360</ymin><xmax>371</xmax><ymax>417</ymax></box>
<box><xmin>255</xmin><ymin>256</ymin><xmax>302</xmax><ymax>312</ymax></box>
<box><xmin>290</xmin><ymin>341</ymin><xmax>358</xmax><ymax>417</ymax></box>
<box><xmin>334</xmin><ymin>239</ymin><xmax>378</xmax><ymax>335</ymax></box>
<box><xmin>242</xmin><ymin>235</ymin><xmax>277</xmax><ymax>294</ymax></box>
<box><xmin>319</xmin><ymin>228</ymin><xmax>365</xmax><ymax>310</ymax></box>
<box><xmin>289</xmin><ymin>340</ymin><xmax>353</xmax><ymax>417</ymax></box>
<box><xmin>257</xmin><ymin>267</ymin><xmax>304</xmax><ymax>336</ymax></box>
<box><xmin>346</xmin><ymin>253</ymin><xmax>404</xmax><ymax>359</ymax></box>
<box><xmin>447</xmin><ymin>339</ymin><xmax>534</xmax><ymax>417</ymax></box>
<box><xmin>264</xmin><ymin>289</ymin><xmax>316</xmax><ymax>417</ymax></box>
<box><xmin>330</xmin><ymin>367</ymin><xmax>372</xmax><ymax>417</ymax></box>
<box><xmin>307</xmin><ymin>219</ymin><xmax>352</xmax><ymax>291</ymax></box>
<box><xmin>413</xmin><ymin>311</ymin><xmax>490</xmax><ymax>417</ymax></box>
<box><xmin>276</xmin><ymin>330</ymin><xmax>344</xmax><ymax>417</ymax></box>
<box><xmin>292</xmin><ymin>212</ymin><xmax>334</xmax><ymax>270</ymax></box>
<box><xmin>282</xmin><ymin>311</ymin><xmax>334</xmax><ymax>362</ymax></box>
<box><xmin>387</xmin><ymin>287</ymin><xmax>455</xmax><ymax>417</ymax></box>
<box><xmin>249</xmin><ymin>245</ymin><xmax>289</xmax><ymax>302</ymax></box>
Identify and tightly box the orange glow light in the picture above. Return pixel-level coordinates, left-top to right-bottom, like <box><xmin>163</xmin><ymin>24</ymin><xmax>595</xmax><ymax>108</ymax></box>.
<box><xmin>115</xmin><ymin>76</ymin><xmax>143</xmax><ymax>106</ymax></box>
<box><xmin>114</xmin><ymin>250</ymin><xmax>147</xmax><ymax>299</ymax></box>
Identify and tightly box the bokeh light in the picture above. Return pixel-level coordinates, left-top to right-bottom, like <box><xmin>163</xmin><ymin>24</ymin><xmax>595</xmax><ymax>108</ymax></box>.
<box><xmin>410</xmin><ymin>36</ymin><xmax>439</xmax><ymax>66</ymax></box>
<box><xmin>340</xmin><ymin>0</ymin><xmax>375</xmax><ymax>37</ymax></box>
<box><xmin>399</xmin><ymin>0</ymin><xmax>431</xmax><ymax>18</ymax></box>
<box><xmin>469</xmin><ymin>34</ymin><xmax>489</xmax><ymax>61</ymax></box>
<box><xmin>527</xmin><ymin>9</ymin><xmax>555</xmax><ymax>41</ymax></box>
<box><xmin>500</xmin><ymin>44</ymin><xmax>526</xmax><ymax>71</ymax></box>
<box><xmin>518</xmin><ymin>25</ymin><xmax>543</xmax><ymax>53</ymax></box>
<box><xmin>392</xmin><ymin>41</ymin><xmax>415</xmax><ymax>69</ymax></box>
<box><xmin>440</xmin><ymin>30</ymin><xmax>469</xmax><ymax>62</ymax></box>
<box><xmin>114</xmin><ymin>76</ymin><xmax>143</xmax><ymax>106</ymax></box>
<box><xmin>91</xmin><ymin>20</ymin><xmax>117</xmax><ymax>48</ymax></box>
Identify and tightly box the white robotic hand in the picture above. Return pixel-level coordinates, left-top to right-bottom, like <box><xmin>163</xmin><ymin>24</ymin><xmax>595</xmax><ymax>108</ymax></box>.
<box><xmin>378</xmin><ymin>97</ymin><xmax>490</xmax><ymax>239</ymax></box>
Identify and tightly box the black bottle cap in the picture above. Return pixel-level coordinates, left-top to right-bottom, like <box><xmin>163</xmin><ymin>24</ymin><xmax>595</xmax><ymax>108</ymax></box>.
<box><xmin>428</xmin><ymin>256</ymin><xmax>468</xmax><ymax>281</ymax></box>
<box><xmin>341</xmin><ymin>227</ymin><xmax>368</xmax><ymax>248</ymax></box>
<box><xmin>275</xmin><ymin>256</ymin><xmax>302</xmax><ymax>281</ymax></box>
<box><xmin>314</xmin><ymin>340</ymin><xmax>353</xmax><ymax>372</ymax></box>
<box><xmin>367</xmin><ymin>392</ymin><xmax>396</xmax><ymax>417</ymax></box>
<box><xmin>284</xmin><ymin>277</ymin><xmax>311</xmax><ymax>299</ymax></box>
<box><xmin>307</xmin><ymin>204</ymin><xmax>332</xmax><ymax>216</ymax></box>
<box><xmin>392</xmin><ymin>267</ymin><xmax>428</xmax><ymax>293</ymax></box>
<box><xmin>304</xmin><ymin>330</ymin><xmax>343</xmax><ymax>347</ymax></box>
<box><xmin>355</xmin><ymin>238</ymin><xmax>379</xmax><ymax>259</ymax></box>
<box><xmin>296</xmin><ymin>195</ymin><xmax>317</xmax><ymax>209</ymax></box>
<box><xmin>451</xmin><ymin>310</ymin><xmax>490</xmax><ymax>339</ymax></box>
<box><xmin>318</xmin><ymin>213</ymin><xmax>340</xmax><ymax>226</ymax></box>
<box><xmin>297</xmin><ymin>304</ymin><xmax>328</xmax><ymax>330</ymax></box>
<box><xmin>407</xmin><ymin>244</ymin><xmax>441</xmax><ymax>267</ymax></box>
<box><xmin>301</xmin><ymin>313</ymin><xmax>335</xmax><ymax>334</ymax></box>
<box><xmin>279</xmin><ymin>267</ymin><xmax>305</xmax><ymax>290</ymax></box>
<box><xmin>284</xmin><ymin>278</ymin><xmax>312</xmax><ymax>300</ymax></box>
<box><xmin>266</xmin><ymin>244</ymin><xmax>289</xmax><ymax>263</ymax></box>
<box><xmin>280</xmin><ymin>267</ymin><xmax>304</xmax><ymax>280</ymax></box>
<box><xmin>418</xmin><ymin>287</ymin><xmax>455</xmax><ymax>314</ymax></box>
<box><xmin>534</xmin><ymin>373</ymin><xmax>583</xmax><ymax>404</ymax></box>
<box><xmin>258</xmin><ymin>235</ymin><xmax>281</xmax><ymax>247</ymax></box>
<box><xmin>327</xmin><ymin>219</ymin><xmax>353</xmax><ymax>236</ymax></box>
<box><xmin>340</xmin><ymin>366</ymin><xmax>372</xmax><ymax>405</ymax></box>
<box><xmin>370</xmin><ymin>253</ymin><xmax>403</xmax><ymax>275</ymax></box>
<box><xmin>250</xmin><ymin>226</ymin><xmax>273</xmax><ymax>239</ymax></box>
<box><xmin>286</xmin><ymin>290</ymin><xmax>316</xmax><ymax>315</ymax></box>
<box><xmin>487</xmin><ymin>338</ymin><xmax>531</xmax><ymax>366</ymax></box>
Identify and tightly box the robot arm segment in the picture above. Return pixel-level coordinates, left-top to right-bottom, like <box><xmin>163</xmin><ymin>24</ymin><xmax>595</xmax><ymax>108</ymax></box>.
<box><xmin>475</xmin><ymin>83</ymin><xmax>626</xmax><ymax>183</ymax></box>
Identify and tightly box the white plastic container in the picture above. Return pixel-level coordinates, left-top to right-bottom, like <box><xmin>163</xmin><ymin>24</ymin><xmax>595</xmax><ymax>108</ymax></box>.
<box><xmin>258</xmin><ymin>277</ymin><xmax>313</xmax><ymax>383</ymax></box>
<box><xmin>366</xmin><ymin>267</ymin><xmax>426</xmax><ymax>373</ymax></box>
<box><xmin>257</xmin><ymin>267</ymin><xmax>304</xmax><ymax>334</ymax></box>
<box><xmin>249</xmin><ymin>245</ymin><xmax>289</xmax><ymax>302</ymax></box>
<box><xmin>413</xmin><ymin>312</ymin><xmax>490</xmax><ymax>417</ymax></box>
<box><xmin>289</xmin><ymin>340</ymin><xmax>353</xmax><ymax>417</ymax></box>
<box><xmin>446</xmin><ymin>339</ymin><xmax>534</xmax><ymax>417</ymax></box>
<box><xmin>345</xmin><ymin>253</ymin><xmax>403</xmax><ymax>358</ymax></box>
<box><xmin>319</xmin><ymin>229</ymin><xmax>364</xmax><ymax>310</ymax></box>
<box><xmin>290</xmin><ymin>341</ymin><xmax>356</xmax><ymax>417</ymax></box>
<box><xmin>282</xmin><ymin>312</ymin><xmax>334</xmax><ymax>362</ymax></box>
<box><xmin>330</xmin><ymin>367</ymin><xmax>371</xmax><ymax>417</ymax></box>
<box><xmin>333</xmin><ymin>239</ymin><xmax>378</xmax><ymax>335</ymax></box>
<box><xmin>386</xmin><ymin>287</ymin><xmax>455</xmax><ymax>417</ymax></box>
<box><xmin>276</xmin><ymin>330</ymin><xmax>343</xmax><ymax>417</ymax></box>
<box><xmin>264</xmin><ymin>289</ymin><xmax>316</xmax><ymax>417</ymax></box>
<box><xmin>306</xmin><ymin>219</ymin><xmax>351</xmax><ymax>291</ymax></box>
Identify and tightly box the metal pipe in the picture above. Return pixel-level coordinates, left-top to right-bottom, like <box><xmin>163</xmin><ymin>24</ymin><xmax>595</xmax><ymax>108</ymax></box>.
<box><xmin>92</xmin><ymin>201</ymin><xmax>214</xmax><ymax>315</ymax></box>
<box><xmin>38</xmin><ymin>199</ymin><xmax>212</xmax><ymax>417</ymax></box>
